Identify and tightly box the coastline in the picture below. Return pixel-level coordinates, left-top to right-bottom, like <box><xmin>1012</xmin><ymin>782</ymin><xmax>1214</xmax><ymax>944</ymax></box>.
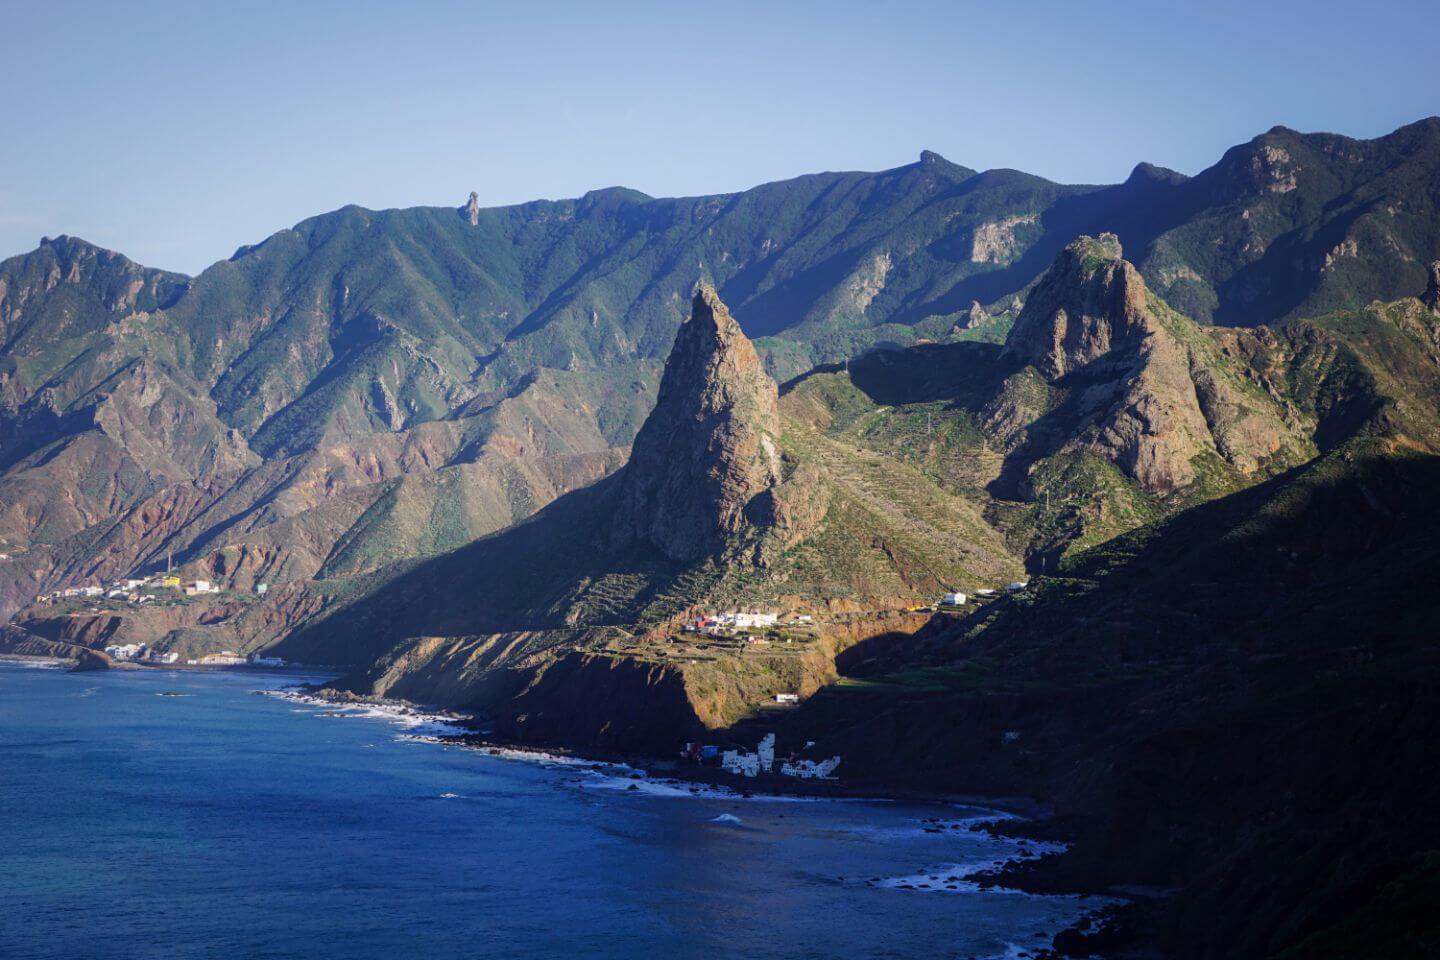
<box><xmin>6</xmin><ymin>657</ymin><xmax>1122</xmax><ymax>955</ymax></box>
<box><xmin>269</xmin><ymin>682</ymin><xmax>1127</xmax><ymax>952</ymax></box>
<box><xmin>282</xmin><ymin>681</ymin><xmax>1048</xmax><ymax>813</ymax></box>
<box><xmin>0</xmin><ymin>653</ymin><xmax>72</xmax><ymax>669</ymax></box>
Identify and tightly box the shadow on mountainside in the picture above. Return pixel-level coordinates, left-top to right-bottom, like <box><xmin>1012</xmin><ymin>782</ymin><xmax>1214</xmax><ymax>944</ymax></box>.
<box><xmin>272</xmin><ymin>475</ymin><xmax>691</xmax><ymax>668</ymax></box>
<box><xmin>763</xmin><ymin>446</ymin><xmax>1440</xmax><ymax>959</ymax></box>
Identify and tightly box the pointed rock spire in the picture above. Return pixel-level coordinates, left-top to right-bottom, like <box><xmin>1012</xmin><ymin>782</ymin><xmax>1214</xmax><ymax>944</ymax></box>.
<box><xmin>611</xmin><ymin>283</ymin><xmax>788</xmax><ymax>562</ymax></box>
<box><xmin>1423</xmin><ymin>260</ymin><xmax>1440</xmax><ymax>314</ymax></box>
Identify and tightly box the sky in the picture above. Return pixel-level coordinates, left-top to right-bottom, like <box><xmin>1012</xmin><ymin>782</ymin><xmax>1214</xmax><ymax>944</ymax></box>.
<box><xmin>2</xmin><ymin>0</ymin><xmax>1436</xmax><ymax>275</ymax></box>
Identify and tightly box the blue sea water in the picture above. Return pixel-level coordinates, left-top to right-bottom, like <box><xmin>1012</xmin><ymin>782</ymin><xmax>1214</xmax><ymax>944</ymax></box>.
<box><xmin>0</xmin><ymin>661</ymin><xmax>1097</xmax><ymax>959</ymax></box>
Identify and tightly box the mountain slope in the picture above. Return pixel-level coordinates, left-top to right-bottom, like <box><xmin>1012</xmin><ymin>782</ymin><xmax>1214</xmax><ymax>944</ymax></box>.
<box><xmin>2</xmin><ymin>119</ymin><xmax>1438</xmax><ymax>628</ymax></box>
<box><xmin>770</xmin><ymin>439</ymin><xmax>1440</xmax><ymax>959</ymax></box>
<box><xmin>197</xmin><ymin>288</ymin><xmax>1020</xmax><ymax>747</ymax></box>
<box><xmin>783</xmin><ymin>234</ymin><xmax>1316</xmax><ymax>567</ymax></box>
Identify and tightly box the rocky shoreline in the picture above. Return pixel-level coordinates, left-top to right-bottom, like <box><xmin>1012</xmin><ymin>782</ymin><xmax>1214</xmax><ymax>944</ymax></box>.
<box><xmin>272</xmin><ymin>680</ymin><xmax>1124</xmax><ymax>956</ymax></box>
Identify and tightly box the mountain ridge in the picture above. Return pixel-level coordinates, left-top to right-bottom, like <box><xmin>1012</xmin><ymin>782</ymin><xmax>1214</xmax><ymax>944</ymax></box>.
<box><xmin>2</xmin><ymin>116</ymin><xmax>1438</xmax><ymax>630</ymax></box>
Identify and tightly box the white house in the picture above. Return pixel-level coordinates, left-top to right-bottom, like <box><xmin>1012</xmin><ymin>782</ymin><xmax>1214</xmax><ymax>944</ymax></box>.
<box><xmin>941</xmin><ymin>592</ymin><xmax>966</xmax><ymax>606</ymax></box>
<box><xmin>721</xmin><ymin>749</ymin><xmax>762</xmax><ymax>777</ymax></box>
<box><xmin>775</xmin><ymin>692</ymin><xmax>800</xmax><ymax>704</ymax></box>
<box><xmin>780</xmin><ymin>756</ymin><xmax>842</xmax><ymax>780</ymax></box>
<box><xmin>1007</xmin><ymin>580</ymin><xmax>1029</xmax><ymax>593</ymax></box>
<box><xmin>104</xmin><ymin>643</ymin><xmax>145</xmax><ymax>660</ymax></box>
<box><xmin>713</xmin><ymin>612</ymin><xmax>778</xmax><ymax>630</ymax></box>
<box><xmin>721</xmin><ymin>733</ymin><xmax>777</xmax><ymax>778</ymax></box>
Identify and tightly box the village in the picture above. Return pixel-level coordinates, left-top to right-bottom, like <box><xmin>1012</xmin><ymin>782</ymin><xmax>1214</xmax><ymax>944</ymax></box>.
<box><xmin>34</xmin><ymin>573</ymin><xmax>269</xmax><ymax>609</ymax></box>
<box><xmin>679</xmin><ymin>732</ymin><xmax>845</xmax><ymax>782</ymax></box>
<box><xmin>654</xmin><ymin>578</ymin><xmax>1030</xmax><ymax>663</ymax></box>
<box><xmin>651</xmin><ymin>579</ymin><xmax>1033</xmax><ymax>783</ymax></box>
<box><xmin>32</xmin><ymin>566</ymin><xmax>1028</xmax><ymax>682</ymax></box>
<box><xmin>100</xmin><ymin>641</ymin><xmax>286</xmax><ymax>668</ymax></box>
<box><xmin>24</xmin><ymin>569</ymin><xmax>290</xmax><ymax>669</ymax></box>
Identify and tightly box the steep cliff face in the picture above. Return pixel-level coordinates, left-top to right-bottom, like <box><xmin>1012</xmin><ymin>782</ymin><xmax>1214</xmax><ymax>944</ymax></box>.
<box><xmin>1006</xmin><ymin>234</ymin><xmax>1148</xmax><ymax>379</ymax></box>
<box><xmin>1424</xmin><ymin>260</ymin><xmax>1440</xmax><ymax>314</ymax></box>
<box><xmin>612</xmin><ymin>284</ymin><xmax>815</xmax><ymax>562</ymax></box>
<box><xmin>1003</xmin><ymin>235</ymin><xmax>1298</xmax><ymax>493</ymax></box>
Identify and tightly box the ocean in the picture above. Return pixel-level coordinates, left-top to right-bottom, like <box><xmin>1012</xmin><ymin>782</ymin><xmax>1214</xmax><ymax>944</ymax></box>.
<box><xmin>0</xmin><ymin>661</ymin><xmax>1097</xmax><ymax>959</ymax></box>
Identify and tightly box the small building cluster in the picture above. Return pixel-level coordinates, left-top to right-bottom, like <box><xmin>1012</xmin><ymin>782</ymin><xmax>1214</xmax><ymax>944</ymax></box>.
<box><xmin>681</xmin><ymin>732</ymin><xmax>842</xmax><ymax>781</ymax></box>
<box><xmin>33</xmin><ymin>573</ymin><xmax>268</xmax><ymax>608</ymax></box>
<box><xmin>187</xmin><ymin>652</ymin><xmax>247</xmax><ymax>666</ymax></box>
<box><xmin>103</xmin><ymin>642</ymin><xmax>179</xmax><ymax>664</ymax></box>
<box><xmin>686</xmin><ymin>611</ymin><xmax>781</xmax><ymax>635</ymax></box>
<box><xmin>934</xmin><ymin>581</ymin><xmax>1029</xmax><ymax>608</ymax></box>
<box><xmin>722</xmin><ymin>732</ymin><xmax>777</xmax><ymax>777</ymax></box>
<box><xmin>97</xmin><ymin>639</ymin><xmax>285</xmax><ymax>668</ymax></box>
<box><xmin>780</xmin><ymin>755</ymin><xmax>842</xmax><ymax>780</ymax></box>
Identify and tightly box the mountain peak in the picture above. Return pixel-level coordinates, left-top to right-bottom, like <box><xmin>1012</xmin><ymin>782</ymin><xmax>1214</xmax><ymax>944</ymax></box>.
<box><xmin>1</xmin><ymin>235</ymin><xmax>189</xmax><ymax>319</ymax></box>
<box><xmin>1126</xmin><ymin>161</ymin><xmax>1189</xmax><ymax>187</ymax></box>
<box><xmin>1003</xmin><ymin>233</ymin><xmax>1143</xmax><ymax>379</ymax></box>
<box><xmin>1002</xmin><ymin>234</ymin><xmax>1295</xmax><ymax>494</ymax></box>
<box><xmin>610</xmin><ymin>284</ymin><xmax>789</xmax><ymax>563</ymax></box>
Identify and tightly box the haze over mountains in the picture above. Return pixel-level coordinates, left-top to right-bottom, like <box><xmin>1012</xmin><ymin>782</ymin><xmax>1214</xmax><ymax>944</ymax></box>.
<box><xmin>4</xmin><ymin>118</ymin><xmax>1440</xmax><ymax>958</ymax></box>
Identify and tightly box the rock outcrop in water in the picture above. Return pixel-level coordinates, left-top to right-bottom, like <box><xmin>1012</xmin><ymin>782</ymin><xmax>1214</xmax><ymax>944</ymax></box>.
<box><xmin>612</xmin><ymin>284</ymin><xmax>806</xmax><ymax>562</ymax></box>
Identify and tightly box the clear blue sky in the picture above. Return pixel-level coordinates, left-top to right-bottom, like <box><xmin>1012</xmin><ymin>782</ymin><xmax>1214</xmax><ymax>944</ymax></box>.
<box><xmin>2</xmin><ymin>0</ymin><xmax>1435</xmax><ymax>274</ymax></box>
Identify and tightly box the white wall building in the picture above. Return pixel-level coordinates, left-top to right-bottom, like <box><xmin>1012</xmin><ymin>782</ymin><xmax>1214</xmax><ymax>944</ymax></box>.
<box><xmin>712</xmin><ymin>612</ymin><xmax>779</xmax><ymax>630</ymax></box>
<box><xmin>721</xmin><ymin>733</ymin><xmax>777</xmax><ymax>777</ymax></box>
<box><xmin>780</xmin><ymin>756</ymin><xmax>842</xmax><ymax>779</ymax></box>
<box><xmin>104</xmin><ymin>643</ymin><xmax>145</xmax><ymax>660</ymax></box>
